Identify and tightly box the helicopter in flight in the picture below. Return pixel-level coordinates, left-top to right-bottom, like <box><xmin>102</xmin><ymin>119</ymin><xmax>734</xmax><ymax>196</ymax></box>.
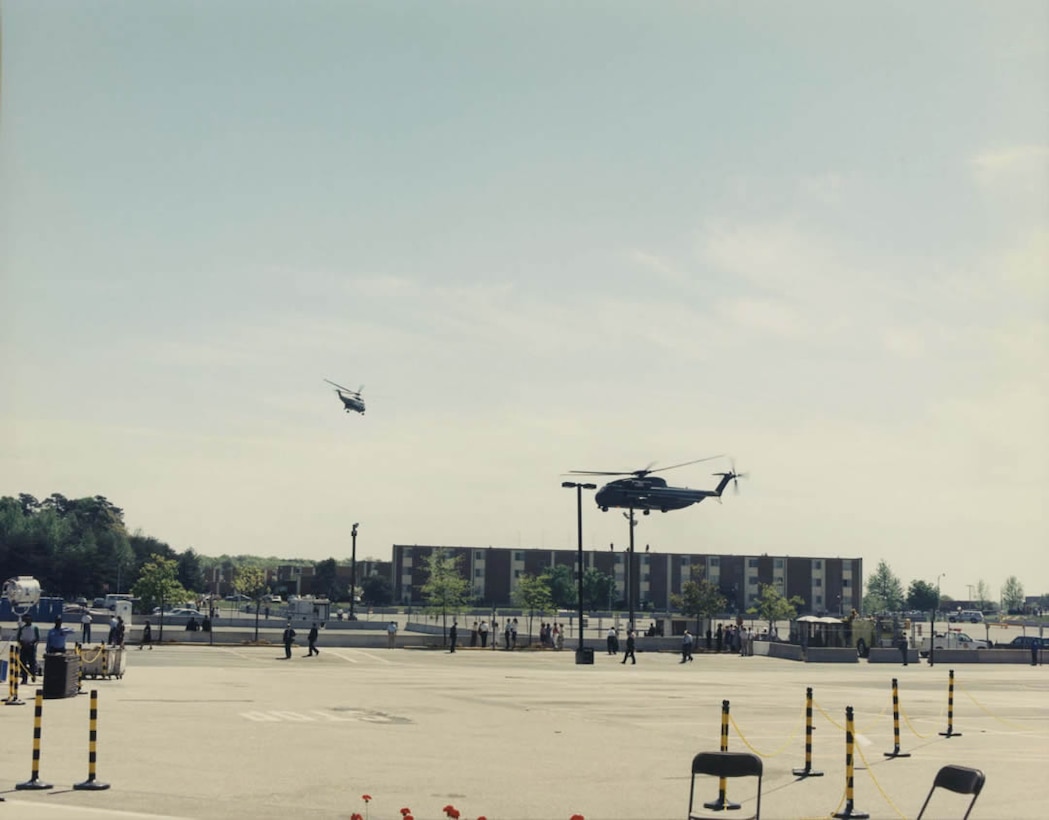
<box><xmin>324</xmin><ymin>379</ymin><xmax>365</xmax><ymax>415</ymax></box>
<box><xmin>567</xmin><ymin>456</ymin><xmax>745</xmax><ymax>514</ymax></box>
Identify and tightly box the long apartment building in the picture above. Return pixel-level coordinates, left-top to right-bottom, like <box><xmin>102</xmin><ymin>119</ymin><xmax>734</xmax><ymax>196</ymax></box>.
<box><xmin>392</xmin><ymin>544</ymin><xmax>862</xmax><ymax>615</ymax></box>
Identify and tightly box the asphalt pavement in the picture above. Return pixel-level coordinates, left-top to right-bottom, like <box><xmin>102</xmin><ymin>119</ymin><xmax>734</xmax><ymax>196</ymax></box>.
<box><xmin>1</xmin><ymin>643</ymin><xmax>1046</xmax><ymax>819</ymax></box>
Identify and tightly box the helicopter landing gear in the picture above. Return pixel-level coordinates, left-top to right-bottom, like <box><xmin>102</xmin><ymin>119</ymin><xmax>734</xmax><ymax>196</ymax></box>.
<box><xmin>643</xmin><ymin>509</ymin><xmax>651</xmax><ymax>515</ymax></box>
<box><xmin>601</xmin><ymin>506</ymin><xmax>609</xmax><ymax>512</ymax></box>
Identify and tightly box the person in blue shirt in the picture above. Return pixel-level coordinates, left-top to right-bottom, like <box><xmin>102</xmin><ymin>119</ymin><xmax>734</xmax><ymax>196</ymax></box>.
<box><xmin>46</xmin><ymin>617</ymin><xmax>74</xmax><ymax>654</ymax></box>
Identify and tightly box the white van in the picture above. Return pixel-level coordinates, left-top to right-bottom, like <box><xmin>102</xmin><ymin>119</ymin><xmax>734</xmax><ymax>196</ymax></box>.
<box><xmin>948</xmin><ymin>609</ymin><xmax>983</xmax><ymax>624</ymax></box>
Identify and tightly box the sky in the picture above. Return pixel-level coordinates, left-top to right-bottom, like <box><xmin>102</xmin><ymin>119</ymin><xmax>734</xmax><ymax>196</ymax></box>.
<box><xmin>2</xmin><ymin>2</ymin><xmax>1047</xmax><ymax>602</ymax></box>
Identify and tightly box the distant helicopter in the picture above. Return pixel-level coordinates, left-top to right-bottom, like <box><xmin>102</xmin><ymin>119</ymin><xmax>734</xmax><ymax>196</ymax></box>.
<box><xmin>567</xmin><ymin>456</ymin><xmax>746</xmax><ymax>514</ymax></box>
<box><xmin>324</xmin><ymin>379</ymin><xmax>365</xmax><ymax>415</ymax></box>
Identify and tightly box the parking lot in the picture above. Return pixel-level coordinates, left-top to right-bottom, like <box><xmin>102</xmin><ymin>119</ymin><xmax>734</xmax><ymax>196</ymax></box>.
<box><xmin>1</xmin><ymin>643</ymin><xmax>1046</xmax><ymax>819</ymax></box>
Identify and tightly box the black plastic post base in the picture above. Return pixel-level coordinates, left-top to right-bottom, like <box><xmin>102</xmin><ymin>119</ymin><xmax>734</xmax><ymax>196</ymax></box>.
<box><xmin>702</xmin><ymin>797</ymin><xmax>741</xmax><ymax>811</ymax></box>
<box><xmin>792</xmin><ymin>766</ymin><xmax>824</xmax><ymax>777</ymax></box>
<box><xmin>74</xmin><ymin>778</ymin><xmax>111</xmax><ymax>791</ymax></box>
<box><xmin>832</xmin><ymin>805</ymin><xmax>869</xmax><ymax>819</ymax></box>
<box><xmin>883</xmin><ymin>749</ymin><xmax>911</xmax><ymax>758</ymax></box>
<box><xmin>16</xmin><ymin>778</ymin><xmax>53</xmax><ymax>791</ymax></box>
<box><xmin>574</xmin><ymin>647</ymin><xmax>594</xmax><ymax>665</ymax></box>
<box><xmin>938</xmin><ymin>730</ymin><xmax>961</xmax><ymax>738</ymax></box>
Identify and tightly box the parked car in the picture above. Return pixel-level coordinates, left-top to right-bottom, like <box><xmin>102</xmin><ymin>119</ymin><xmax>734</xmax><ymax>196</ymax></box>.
<box><xmin>224</xmin><ymin>594</ymin><xmax>251</xmax><ymax>602</ymax></box>
<box><xmin>947</xmin><ymin>609</ymin><xmax>984</xmax><ymax>623</ymax></box>
<box><xmin>153</xmin><ymin>607</ymin><xmax>205</xmax><ymax>620</ymax></box>
<box><xmin>1002</xmin><ymin>635</ymin><xmax>1048</xmax><ymax>651</ymax></box>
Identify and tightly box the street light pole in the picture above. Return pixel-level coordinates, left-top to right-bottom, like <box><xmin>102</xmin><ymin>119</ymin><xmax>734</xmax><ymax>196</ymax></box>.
<box><xmin>562</xmin><ymin>481</ymin><xmax>596</xmax><ymax>664</ymax></box>
<box><xmin>624</xmin><ymin>508</ymin><xmax>637</xmax><ymax>633</ymax></box>
<box><xmin>349</xmin><ymin>523</ymin><xmax>359</xmax><ymax>621</ymax></box>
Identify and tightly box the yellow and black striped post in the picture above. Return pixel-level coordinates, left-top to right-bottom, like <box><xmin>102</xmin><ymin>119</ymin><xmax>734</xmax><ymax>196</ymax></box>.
<box><xmin>74</xmin><ymin>689</ymin><xmax>110</xmax><ymax>790</ymax></box>
<box><xmin>702</xmin><ymin>699</ymin><xmax>741</xmax><ymax>811</ymax></box>
<box><xmin>6</xmin><ymin>644</ymin><xmax>26</xmax><ymax>705</ymax></box>
<box><xmin>16</xmin><ymin>689</ymin><xmax>53</xmax><ymax>790</ymax></box>
<box><xmin>939</xmin><ymin>669</ymin><xmax>961</xmax><ymax>738</ymax></box>
<box><xmin>793</xmin><ymin>686</ymin><xmax>824</xmax><ymax>777</ymax></box>
<box><xmin>832</xmin><ymin>706</ymin><xmax>869</xmax><ymax>819</ymax></box>
<box><xmin>883</xmin><ymin>677</ymin><xmax>911</xmax><ymax>758</ymax></box>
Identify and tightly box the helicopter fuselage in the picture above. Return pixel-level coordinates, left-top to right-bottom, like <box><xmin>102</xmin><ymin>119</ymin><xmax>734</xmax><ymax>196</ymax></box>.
<box><xmin>338</xmin><ymin>394</ymin><xmax>365</xmax><ymax>414</ymax></box>
<box><xmin>595</xmin><ymin>474</ymin><xmax>734</xmax><ymax>513</ymax></box>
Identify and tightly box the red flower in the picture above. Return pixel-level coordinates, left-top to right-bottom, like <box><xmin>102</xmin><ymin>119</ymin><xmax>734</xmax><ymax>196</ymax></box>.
<box><xmin>362</xmin><ymin>795</ymin><xmax>372</xmax><ymax>803</ymax></box>
<box><xmin>400</xmin><ymin>810</ymin><xmax>412</xmax><ymax>817</ymax></box>
<box><xmin>444</xmin><ymin>808</ymin><xmax>460</xmax><ymax>819</ymax></box>
<box><xmin>478</xmin><ymin>816</ymin><xmax>488</xmax><ymax>820</ymax></box>
<box><xmin>570</xmin><ymin>815</ymin><xmax>586</xmax><ymax>820</ymax></box>
<box><xmin>405</xmin><ymin>816</ymin><xmax>414</xmax><ymax>820</ymax></box>
<box><xmin>351</xmin><ymin>815</ymin><xmax>363</xmax><ymax>820</ymax></box>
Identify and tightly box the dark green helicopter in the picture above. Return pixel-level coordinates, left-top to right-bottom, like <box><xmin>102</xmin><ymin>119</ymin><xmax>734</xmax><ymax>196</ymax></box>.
<box><xmin>567</xmin><ymin>456</ymin><xmax>745</xmax><ymax>514</ymax></box>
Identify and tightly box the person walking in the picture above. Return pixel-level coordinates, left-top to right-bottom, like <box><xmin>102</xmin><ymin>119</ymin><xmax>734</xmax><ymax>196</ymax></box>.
<box><xmin>681</xmin><ymin>630</ymin><xmax>694</xmax><ymax>663</ymax></box>
<box><xmin>387</xmin><ymin>620</ymin><xmax>398</xmax><ymax>649</ymax></box>
<box><xmin>606</xmin><ymin>626</ymin><xmax>618</xmax><ymax>655</ymax></box>
<box><xmin>282</xmin><ymin>622</ymin><xmax>296</xmax><ymax>659</ymax></box>
<box><xmin>81</xmin><ymin>611</ymin><xmax>93</xmax><ymax>643</ymax></box>
<box><xmin>897</xmin><ymin>634</ymin><xmax>909</xmax><ymax>666</ymax></box>
<box><xmin>307</xmin><ymin>623</ymin><xmax>320</xmax><ymax>656</ymax></box>
<box><xmin>140</xmin><ymin>620</ymin><xmax>153</xmax><ymax>650</ymax></box>
<box><xmin>510</xmin><ymin>618</ymin><xmax>518</xmax><ymax>650</ymax></box>
<box><xmin>16</xmin><ymin>614</ymin><xmax>40</xmax><ymax>684</ymax></box>
<box><xmin>621</xmin><ymin>629</ymin><xmax>636</xmax><ymax>665</ymax></box>
<box><xmin>448</xmin><ymin>620</ymin><xmax>458</xmax><ymax>653</ymax></box>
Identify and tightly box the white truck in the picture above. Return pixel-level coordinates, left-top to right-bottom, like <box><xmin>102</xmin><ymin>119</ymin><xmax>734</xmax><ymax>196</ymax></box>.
<box><xmin>918</xmin><ymin>631</ymin><xmax>989</xmax><ymax>657</ymax></box>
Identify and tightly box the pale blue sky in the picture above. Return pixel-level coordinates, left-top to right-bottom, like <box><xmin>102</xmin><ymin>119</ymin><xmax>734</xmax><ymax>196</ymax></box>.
<box><xmin>2</xmin><ymin>2</ymin><xmax>1046</xmax><ymax>601</ymax></box>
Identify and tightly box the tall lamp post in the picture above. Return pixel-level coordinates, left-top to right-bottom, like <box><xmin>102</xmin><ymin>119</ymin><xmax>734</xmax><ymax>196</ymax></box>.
<box><xmin>562</xmin><ymin>481</ymin><xmax>597</xmax><ymax>664</ymax></box>
<box><xmin>624</xmin><ymin>508</ymin><xmax>637</xmax><ymax>633</ymax></box>
<box><xmin>930</xmin><ymin>572</ymin><xmax>945</xmax><ymax>667</ymax></box>
<box><xmin>349</xmin><ymin>523</ymin><xmax>359</xmax><ymax>621</ymax></box>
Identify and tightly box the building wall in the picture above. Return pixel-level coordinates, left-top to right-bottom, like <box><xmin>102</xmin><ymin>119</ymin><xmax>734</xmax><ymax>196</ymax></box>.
<box><xmin>393</xmin><ymin>544</ymin><xmax>862</xmax><ymax>615</ymax></box>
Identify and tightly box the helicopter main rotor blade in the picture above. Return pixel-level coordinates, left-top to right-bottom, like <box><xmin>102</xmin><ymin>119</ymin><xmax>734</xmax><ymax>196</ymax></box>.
<box><xmin>566</xmin><ymin>469</ymin><xmax>634</xmax><ymax>477</ymax></box>
<box><xmin>649</xmin><ymin>455</ymin><xmax>725</xmax><ymax>474</ymax></box>
<box><xmin>324</xmin><ymin>378</ymin><xmax>353</xmax><ymax>392</ymax></box>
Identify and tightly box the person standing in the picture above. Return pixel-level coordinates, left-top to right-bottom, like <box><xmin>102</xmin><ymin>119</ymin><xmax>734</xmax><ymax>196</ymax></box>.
<box><xmin>504</xmin><ymin>619</ymin><xmax>511</xmax><ymax>650</ymax></box>
<box><xmin>282</xmin><ymin>622</ymin><xmax>296</xmax><ymax>659</ymax></box>
<box><xmin>715</xmin><ymin>623</ymin><xmax>723</xmax><ymax>652</ymax></box>
<box><xmin>16</xmin><ymin>614</ymin><xmax>40</xmax><ymax>684</ymax></box>
<box><xmin>607</xmin><ymin>626</ymin><xmax>618</xmax><ymax>655</ymax></box>
<box><xmin>448</xmin><ymin>620</ymin><xmax>458</xmax><ymax>653</ymax></box>
<box><xmin>386</xmin><ymin>620</ymin><xmax>398</xmax><ymax>649</ymax></box>
<box><xmin>706</xmin><ymin>627</ymin><xmax>713</xmax><ymax>651</ymax></box>
<box><xmin>46</xmin><ymin>617</ymin><xmax>74</xmax><ymax>653</ymax></box>
<box><xmin>555</xmin><ymin>623</ymin><xmax>564</xmax><ymax>651</ymax></box>
<box><xmin>478</xmin><ymin>620</ymin><xmax>489</xmax><ymax>648</ymax></box>
<box><xmin>681</xmin><ymin>630</ymin><xmax>694</xmax><ymax>663</ymax></box>
<box><xmin>470</xmin><ymin>622</ymin><xmax>478</xmax><ymax>647</ymax></box>
<box><xmin>307</xmin><ymin>623</ymin><xmax>320</xmax><ymax>656</ymax></box>
<box><xmin>897</xmin><ymin>634</ymin><xmax>909</xmax><ymax>666</ymax></box>
<box><xmin>140</xmin><ymin>620</ymin><xmax>153</xmax><ymax>650</ymax></box>
<box><xmin>621</xmin><ymin>629</ymin><xmax>636</xmax><ymax>665</ymax></box>
<box><xmin>81</xmin><ymin>611</ymin><xmax>93</xmax><ymax>643</ymax></box>
<box><xmin>510</xmin><ymin>618</ymin><xmax>518</xmax><ymax>650</ymax></box>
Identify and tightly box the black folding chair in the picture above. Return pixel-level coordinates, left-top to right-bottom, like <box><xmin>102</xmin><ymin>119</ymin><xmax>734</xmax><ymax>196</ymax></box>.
<box><xmin>916</xmin><ymin>764</ymin><xmax>986</xmax><ymax>819</ymax></box>
<box><xmin>687</xmin><ymin>751</ymin><xmax>763</xmax><ymax>820</ymax></box>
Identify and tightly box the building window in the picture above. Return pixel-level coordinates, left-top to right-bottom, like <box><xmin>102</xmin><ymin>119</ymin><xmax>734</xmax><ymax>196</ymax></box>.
<box><xmin>513</xmin><ymin>569</ymin><xmax>521</xmax><ymax>579</ymax></box>
<box><xmin>474</xmin><ymin>569</ymin><xmax>483</xmax><ymax>578</ymax></box>
<box><xmin>814</xmin><ymin>578</ymin><xmax>822</xmax><ymax>587</ymax></box>
<box><xmin>814</xmin><ymin>560</ymin><xmax>823</xmax><ymax>570</ymax></box>
<box><xmin>514</xmin><ymin>551</ymin><xmax>524</xmax><ymax>562</ymax></box>
<box><xmin>815</xmin><ymin>595</ymin><xmax>823</xmax><ymax>606</ymax></box>
<box><xmin>709</xmin><ymin>557</ymin><xmax>719</xmax><ymax>567</ymax></box>
<box><xmin>842</xmin><ymin>578</ymin><xmax>850</xmax><ymax>587</ymax></box>
<box><xmin>748</xmin><ymin>558</ymin><xmax>759</xmax><ymax>568</ymax></box>
<box><xmin>774</xmin><ymin>559</ymin><xmax>784</xmax><ymax>569</ymax></box>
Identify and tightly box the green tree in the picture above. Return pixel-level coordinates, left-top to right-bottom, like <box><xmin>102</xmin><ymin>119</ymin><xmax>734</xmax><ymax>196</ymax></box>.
<box><xmin>177</xmin><ymin>548</ymin><xmax>205</xmax><ymax>593</ymax></box>
<box><xmin>671</xmin><ymin>576</ymin><xmax>726</xmax><ymax>634</ymax></box>
<box><xmin>131</xmin><ymin>554</ymin><xmax>189</xmax><ymax>614</ymax></box>
<box><xmin>746</xmin><ymin>584</ymin><xmax>805</xmax><ymax>634</ymax></box>
<box><xmin>1001</xmin><ymin>576</ymin><xmax>1025</xmax><ymax>613</ymax></box>
<box><xmin>581</xmin><ymin>567</ymin><xmax>615</xmax><ymax>611</ymax></box>
<box><xmin>233</xmin><ymin>566</ymin><xmax>270</xmax><ymax>642</ymax></box>
<box><xmin>906</xmin><ymin>580</ymin><xmax>939</xmax><ymax>616</ymax></box>
<box><xmin>361</xmin><ymin>574</ymin><xmax>393</xmax><ymax>607</ymax></box>
<box><xmin>313</xmin><ymin>558</ymin><xmax>342</xmax><ymax>601</ymax></box>
<box><xmin>864</xmin><ymin>560</ymin><xmax>904</xmax><ymax>613</ymax></box>
<box><xmin>512</xmin><ymin>574</ymin><xmax>553</xmax><ymax>642</ymax></box>
<box><xmin>975</xmin><ymin>580</ymin><xmax>992</xmax><ymax>610</ymax></box>
<box><xmin>420</xmin><ymin>548</ymin><xmax>471</xmax><ymax>645</ymax></box>
<box><xmin>542</xmin><ymin>564</ymin><xmax>576</xmax><ymax>609</ymax></box>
